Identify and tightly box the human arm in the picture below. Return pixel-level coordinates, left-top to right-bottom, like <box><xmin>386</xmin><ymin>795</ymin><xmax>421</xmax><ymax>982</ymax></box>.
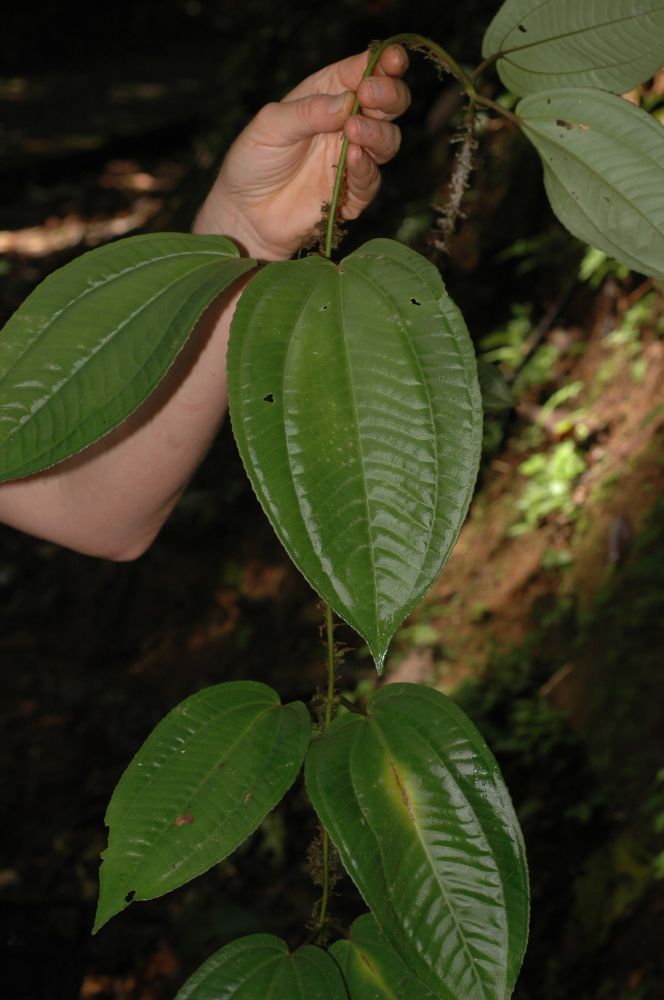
<box><xmin>0</xmin><ymin>46</ymin><xmax>410</xmax><ymax>559</ymax></box>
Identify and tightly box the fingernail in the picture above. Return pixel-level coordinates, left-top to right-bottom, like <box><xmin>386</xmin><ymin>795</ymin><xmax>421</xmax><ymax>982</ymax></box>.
<box><xmin>332</xmin><ymin>91</ymin><xmax>352</xmax><ymax>113</ymax></box>
<box><xmin>366</xmin><ymin>79</ymin><xmax>383</xmax><ymax>99</ymax></box>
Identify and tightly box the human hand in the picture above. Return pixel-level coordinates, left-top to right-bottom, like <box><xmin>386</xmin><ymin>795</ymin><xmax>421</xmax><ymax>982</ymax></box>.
<box><xmin>193</xmin><ymin>45</ymin><xmax>410</xmax><ymax>260</ymax></box>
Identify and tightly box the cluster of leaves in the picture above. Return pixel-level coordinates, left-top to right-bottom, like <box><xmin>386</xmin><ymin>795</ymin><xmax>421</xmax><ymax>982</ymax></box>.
<box><xmin>0</xmin><ymin>1</ymin><xmax>663</xmax><ymax>997</ymax></box>
<box><xmin>93</xmin><ymin>679</ymin><xmax>528</xmax><ymax>1000</ymax></box>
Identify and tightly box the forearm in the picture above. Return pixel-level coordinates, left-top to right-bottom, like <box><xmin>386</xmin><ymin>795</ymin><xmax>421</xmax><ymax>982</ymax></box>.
<box><xmin>0</xmin><ymin>278</ymin><xmax>247</xmax><ymax>560</ymax></box>
<box><xmin>0</xmin><ymin>192</ymin><xmax>296</xmax><ymax>560</ymax></box>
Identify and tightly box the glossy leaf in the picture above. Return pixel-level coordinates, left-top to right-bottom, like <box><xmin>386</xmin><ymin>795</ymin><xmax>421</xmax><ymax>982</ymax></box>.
<box><xmin>94</xmin><ymin>682</ymin><xmax>310</xmax><ymax>933</ymax></box>
<box><xmin>330</xmin><ymin>914</ymin><xmax>438</xmax><ymax>1000</ymax></box>
<box><xmin>175</xmin><ymin>935</ymin><xmax>348</xmax><ymax>1000</ymax></box>
<box><xmin>519</xmin><ymin>88</ymin><xmax>664</xmax><ymax>279</ymax></box>
<box><xmin>305</xmin><ymin>684</ymin><xmax>529</xmax><ymax>1000</ymax></box>
<box><xmin>0</xmin><ymin>233</ymin><xmax>254</xmax><ymax>481</ymax></box>
<box><xmin>482</xmin><ymin>0</ymin><xmax>664</xmax><ymax>97</ymax></box>
<box><xmin>228</xmin><ymin>238</ymin><xmax>482</xmax><ymax>670</ymax></box>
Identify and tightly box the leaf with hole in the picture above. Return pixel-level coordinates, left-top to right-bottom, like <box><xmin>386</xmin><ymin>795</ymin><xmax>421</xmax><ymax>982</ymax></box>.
<box><xmin>330</xmin><ymin>913</ymin><xmax>438</xmax><ymax>999</ymax></box>
<box><xmin>482</xmin><ymin>0</ymin><xmax>664</xmax><ymax>97</ymax></box>
<box><xmin>227</xmin><ymin>238</ymin><xmax>482</xmax><ymax>671</ymax></box>
<box><xmin>519</xmin><ymin>88</ymin><xmax>664</xmax><ymax>279</ymax></box>
<box><xmin>174</xmin><ymin>934</ymin><xmax>348</xmax><ymax>999</ymax></box>
<box><xmin>0</xmin><ymin>233</ymin><xmax>254</xmax><ymax>481</ymax></box>
<box><xmin>94</xmin><ymin>682</ymin><xmax>310</xmax><ymax>933</ymax></box>
<box><xmin>305</xmin><ymin>683</ymin><xmax>529</xmax><ymax>1000</ymax></box>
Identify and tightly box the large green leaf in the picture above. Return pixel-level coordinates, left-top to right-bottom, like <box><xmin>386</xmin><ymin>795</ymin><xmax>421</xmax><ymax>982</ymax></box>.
<box><xmin>330</xmin><ymin>914</ymin><xmax>438</xmax><ymax>1000</ymax></box>
<box><xmin>94</xmin><ymin>682</ymin><xmax>310</xmax><ymax>933</ymax></box>
<box><xmin>0</xmin><ymin>233</ymin><xmax>254</xmax><ymax>481</ymax></box>
<box><xmin>518</xmin><ymin>88</ymin><xmax>664</xmax><ymax>279</ymax></box>
<box><xmin>175</xmin><ymin>935</ymin><xmax>348</xmax><ymax>999</ymax></box>
<box><xmin>482</xmin><ymin>0</ymin><xmax>664</xmax><ymax>97</ymax></box>
<box><xmin>305</xmin><ymin>684</ymin><xmax>529</xmax><ymax>1000</ymax></box>
<box><xmin>227</xmin><ymin>238</ymin><xmax>482</xmax><ymax>670</ymax></box>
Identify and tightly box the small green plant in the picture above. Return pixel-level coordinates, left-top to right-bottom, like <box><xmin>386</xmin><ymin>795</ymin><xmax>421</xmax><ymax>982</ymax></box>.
<box><xmin>1</xmin><ymin>2</ymin><xmax>663</xmax><ymax>996</ymax></box>
<box><xmin>511</xmin><ymin>439</ymin><xmax>586</xmax><ymax>535</ymax></box>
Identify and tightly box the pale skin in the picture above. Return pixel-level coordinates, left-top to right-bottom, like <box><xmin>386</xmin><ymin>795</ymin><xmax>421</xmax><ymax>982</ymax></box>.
<box><xmin>0</xmin><ymin>46</ymin><xmax>410</xmax><ymax>560</ymax></box>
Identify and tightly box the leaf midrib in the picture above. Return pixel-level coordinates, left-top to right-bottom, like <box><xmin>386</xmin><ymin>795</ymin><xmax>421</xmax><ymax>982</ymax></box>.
<box><xmin>522</xmin><ymin>112</ymin><xmax>664</xmax><ymax>242</ymax></box>
<box><xmin>343</xmin><ymin>258</ymin><xmax>439</xmax><ymax>614</ymax></box>
<box><xmin>497</xmin><ymin>5</ymin><xmax>664</xmax><ymax>60</ymax></box>
<box><xmin>0</xmin><ymin>255</ymin><xmax>239</xmax><ymax>452</ymax></box>
<box><xmin>106</xmin><ymin>699</ymin><xmax>277</xmax><ymax>864</ymax></box>
<box><xmin>0</xmin><ymin>247</ymin><xmax>235</xmax><ymax>386</ymax></box>
<box><xmin>367</xmin><ymin>721</ymin><xmax>496</xmax><ymax>1000</ymax></box>
<box><xmin>335</xmin><ymin>268</ymin><xmax>379</xmax><ymax>636</ymax></box>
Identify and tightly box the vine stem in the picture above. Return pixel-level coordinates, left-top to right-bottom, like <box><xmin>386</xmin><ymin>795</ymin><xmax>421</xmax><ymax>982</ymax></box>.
<box><xmin>323</xmin><ymin>33</ymin><xmax>521</xmax><ymax>259</ymax></box>
<box><xmin>324</xmin><ymin>33</ymin><xmax>474</xmax><ymax>260</ymax></box>
<box><xmin>314</xmin><ymin>602</ymin><xmax>336</xmax><ymax>933</ymax></box>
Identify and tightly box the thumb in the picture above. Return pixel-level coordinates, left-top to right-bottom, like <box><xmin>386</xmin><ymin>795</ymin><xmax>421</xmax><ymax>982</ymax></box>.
<box><xmin>256</xmin><ymin>91</ymin><xmax>355</xmax><ymax>145</ymax></box>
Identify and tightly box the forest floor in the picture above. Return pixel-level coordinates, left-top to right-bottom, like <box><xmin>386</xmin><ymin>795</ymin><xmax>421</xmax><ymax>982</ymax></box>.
<box><xmin>1</xmin><ymin>34</ymin><xmax>663</xmax><ymax>1000</ymax></box>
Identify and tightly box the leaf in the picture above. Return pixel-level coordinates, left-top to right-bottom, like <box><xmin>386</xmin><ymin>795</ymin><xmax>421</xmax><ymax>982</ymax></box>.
<box><xmin>305</xmin><ymin>684</ymin><xmax>529</xmax><ymax>1000</ymax></box>
<box><xmin>174</xmin><ymin>935</ymin><xmax>348</xmax><ymax>999</ymax></box>
<box><xmin>482</xmin><ymin>0</ymin><xmax>664</xmax><ymax>97</ymax></box>
<box><xmin>330</xmin><ymin>914</ymin><xmax>438</xmax><ymax>1000</ymax></box>
<box><xmin>518</xmin><ymin>88</ymin><xmax>664</xmax><ymax>279</ymax></box>
<box><xmin>94</xmin><ymin>682</ymin><xmax>310</xmax><ymax>933</ymax></box>
<box><xmin>0</xmin><ymin>233</ymin><xmax>254</xmax><ymax>481</ymax></box>
<box><xmin>227</xmin><ymin>238</ymin><xmax>482</xmax><ymax>670</ymax></box>
<box><xmin>477</xmin><ymin>360</ymin><xmax>514</xmax><ymax>413</ymax></box>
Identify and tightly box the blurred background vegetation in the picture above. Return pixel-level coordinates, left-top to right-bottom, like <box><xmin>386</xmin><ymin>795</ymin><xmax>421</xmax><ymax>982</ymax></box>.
<box><xmin>1</xmin><ymin>1</ymin><xmax>663</xmax><ymax>997</ymax></box>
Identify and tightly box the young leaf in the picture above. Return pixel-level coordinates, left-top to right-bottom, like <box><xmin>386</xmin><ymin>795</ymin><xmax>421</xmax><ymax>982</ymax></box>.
<box><xmin>305</xmin><ymin>684</ymin><xmax>529</xmax><ymax>1000</ymax></box>
<box><xmin>175</xmin><ymin>934</ymin><xmax>348</xmax><ymax>999</ymax></box>
<box><xmin>518</xmin><ymin>88</ymin><xmax>664</xmax><ymax>279</ymax></box>
<box><xmin>0</xmin><ymin>233</ymin><xmax>254</xmax><ymax>481</ymax></box>
<box><xmin>482</xmin><ymin>0</ymin><xmax>664</xmax><ymax>97</ymax></box>
<box><xmin>227</xmin><ymin>238</ymin><xmax>482</xmax><ymax>671</ymax></box>
<box><xmin>94</xmin><ymin>682</ymin><xmax>310</xmax><ymax>933</ymax></box>
<box><xmin>330</xmin><ymin>913</ymin><xmax>438</xmax><ymax>1000</ymax></box>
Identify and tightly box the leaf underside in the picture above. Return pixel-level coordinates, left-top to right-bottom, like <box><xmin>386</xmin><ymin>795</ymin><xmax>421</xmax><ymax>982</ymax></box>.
<box><xmin>0</xmin><ymin>233</ymin><xmax>254</xmax><ymax>480</ymax></box>
<box><xmin>175</xmin><ymin>935</ymin><xmax>348</xmax><ymax>1000</ymax></box>
<box><xmin>228</xmin><ymin>238</ymin><xmax>482</xmax><ymax>670</ymax></box>
<box><xmin>519</xmin><ymin>88</ymin><xmax>664</xmax><ymax>280</ymax></box>
<box><xmin>482</xmin><ymin>0</ymin><xmax>664</xmax><ymax>97</ymax></box>
<box><xmin>94</xmin><ymin>682</ymin><xmax>310</xmax><ymax>933</ymax></box>
<box><xmin>305</xmin><ymin>683</ymin><xmax>530</xmax><ymax>1000</ymax></box>
<box><xmin>330</xmin><ymin>913</ymin><xmax>438</xmax><ymax>999</ymax></box>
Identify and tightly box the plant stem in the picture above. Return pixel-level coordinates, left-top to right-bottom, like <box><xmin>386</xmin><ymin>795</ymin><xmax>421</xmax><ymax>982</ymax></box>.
<box><xmin>315</xmin><ymin>602</ymin><xmax>337</xmax><ymax>933</ymax></box>
<box><xmin>323</xmin><ymin>33</ymin><xmax>520</xmax><ymax>260</ymax></box>
<box><xmin>470</xmin><ymin>51</ymin><xmax>501</xmax><ymax>84</ymax></box>
<box><xmin>324</xmin><ymin>602</ymin><xmax>335</xmax><ymax>728</ymax></box>
<box><xmin>433</xmin><ymin>102</ymin><xmax>478</xmax><ymax>253</ymax></box>
<box><xmin>324</xmin><ymin>33</ymin><xmax>476</xmax><ymax>260</ymax></box>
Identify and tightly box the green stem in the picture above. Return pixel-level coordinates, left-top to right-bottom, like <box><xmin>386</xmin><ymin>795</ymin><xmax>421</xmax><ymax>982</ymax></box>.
<box><xmin>472</xmin><ymin>91</ymin><xmax>522</xmax><ymax>126</ymax></box>
<box><xmin>469</xmin><ymin>51</ymin><xmax>501</xmax><ymax>84</ymax></box>
<box><xmin>324</xmin><ymin>32</ymin><xmax>477</xmax><ymax>260</ymax></box>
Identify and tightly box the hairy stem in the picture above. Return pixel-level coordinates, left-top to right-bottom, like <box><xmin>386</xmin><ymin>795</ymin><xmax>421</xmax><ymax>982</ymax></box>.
<box><xmin>324</xmin><ymin>33</ymin><xmax>477</xmax><ymax>260</ymax></box>
<box><xmin>315</xmin><ymin>603</ymin><xmax>337</xmax><ymax>932</ymax></box>
<box><xmin>324</xmin><ymin>34</ymin><xmax>521</xmax><ymax>259</ymax></box>
<box><xmin>433</xmin><ymin>102</ymin><xmax>478</xmax><ymax>254</ymax></box>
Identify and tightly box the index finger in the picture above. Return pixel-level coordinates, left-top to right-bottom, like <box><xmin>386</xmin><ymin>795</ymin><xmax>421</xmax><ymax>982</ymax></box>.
<box><xmin>285</xmin><ymin>44</ymin><xmax>409</xmax><ymax>102</ymax></box>
<box><xmin>373</xmin><ymin>44</ymin><xmax>409</xmax><ymax>79</ymax></box>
